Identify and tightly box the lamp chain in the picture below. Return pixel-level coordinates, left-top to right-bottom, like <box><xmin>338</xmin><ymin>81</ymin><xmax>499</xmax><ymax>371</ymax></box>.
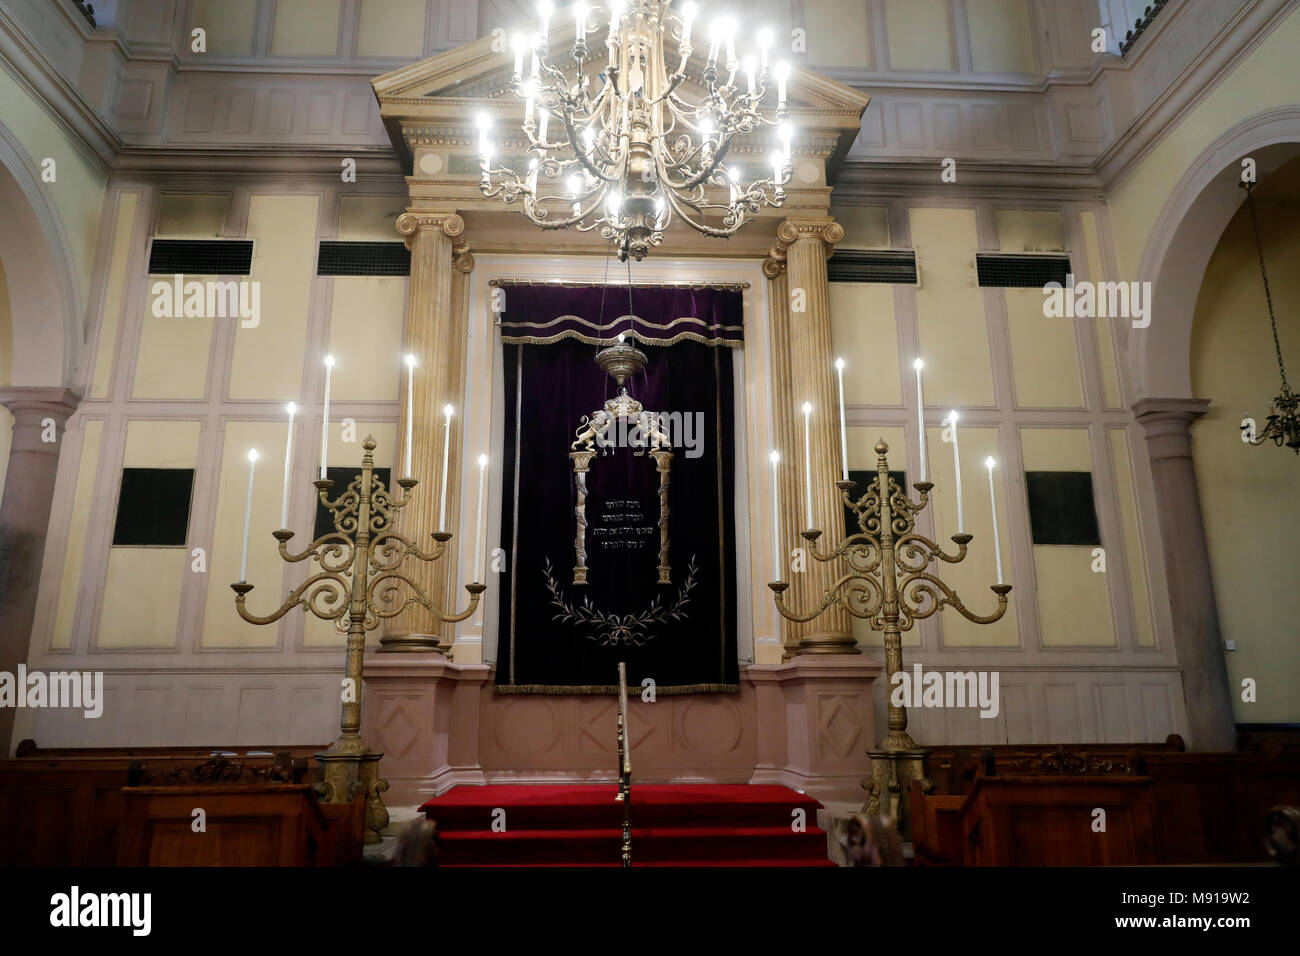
<box><xmin>1245</xmin><ymin>182</ymin><xmax>1289</xmax><ymax>390</ymax></box>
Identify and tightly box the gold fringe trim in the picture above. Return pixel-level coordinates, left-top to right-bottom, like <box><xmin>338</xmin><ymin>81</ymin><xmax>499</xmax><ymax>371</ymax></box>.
<box><xmin>501</xmin><ymin>331</ymin><xmax>742</xmax><ymax>348</ymax></box>
<box><xmin>494</xmin><ymin>682</ymin><xmax>740</xmax><ymax>696</ymax></box>
<box><xmin>490</xmin><ymin>279</ymin><xmax>750</xmax><ymax>290</ymax></box>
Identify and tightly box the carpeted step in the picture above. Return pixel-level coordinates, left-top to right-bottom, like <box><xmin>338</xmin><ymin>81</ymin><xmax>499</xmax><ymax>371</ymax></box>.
<box><xmin>438</xmin><ymin>824</ymin><xmax>829</xmax><ymax>865</ymax></box>
<box><xmin>420</xmin><ymin>783</ymin><xmax>835</xmax><ymax>867</ymax></box>
<box><xmin>423</xmin><ymin>783</ymin><xmax>823</xmax><ymax>831</ymax></box>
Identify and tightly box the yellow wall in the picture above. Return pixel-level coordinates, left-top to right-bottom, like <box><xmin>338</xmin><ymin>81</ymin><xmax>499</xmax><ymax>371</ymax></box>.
<box><xmin>97</xmin><ymin>421</ymin><xmax>201</xmax><ymax>648</ymax></box>
<box><xmin>90</xmin><ymin>192</ymin><xmax>139</xmax><ymax>399</ymax></box>
<box><xmin>1190</xmin><ymin>165</ymin><xmax>1300</xmax><ymax>722</ymax></box>
<box><xmin>48</xmin><ymin>418</ymin><xmax>103</xmax><ymax>650</ymax></box>
<box><xmin>967</xmin><ymin>0</ymin><xmax>1037</xmax><ymax>73</ymax></box>
<box><xmin>357</xmin><ymin>0</ymin><xmax>426</xmax><ymax>58</ymax></box>
<box><xmin>885</xmin><ymin>0</ymin><xmax>955</xmax><ymax>71</ymax></box>
<box><xmin>806</xmin><ymin>0</ymin><xmax>872</xmax><ymax>69</ymax></box>
<box><xmin>271</xmin><ymin>0</ymin><xmax>342</xmax><ymax>57</ymax></box>
<box><xmin>190</xmin><ymin>0</ymin><xmax>257</xmax><ymax>55</ymax></box>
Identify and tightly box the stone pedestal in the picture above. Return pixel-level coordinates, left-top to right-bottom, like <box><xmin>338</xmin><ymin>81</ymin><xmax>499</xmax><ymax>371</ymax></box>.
<box><xmin>1133</xmin><ymin>397</ymin><xmax>1236</xmax><ymax>751</ymax></box>
<box><xmin>362</xmin><ymin>652</ymin><xmax>881</xmax><ymax>806</ymax></box>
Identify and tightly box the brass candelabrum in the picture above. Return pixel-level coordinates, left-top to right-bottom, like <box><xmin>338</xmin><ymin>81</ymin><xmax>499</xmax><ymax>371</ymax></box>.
<box><xmin>768</xmin><ymin>439</ymin><xmax>1012</xmax><ymax>834</ymax></box>
<box><xmin>231</xmin><ymin>436</ymin><xmax>485</xmax><ymax>843</ymax></box>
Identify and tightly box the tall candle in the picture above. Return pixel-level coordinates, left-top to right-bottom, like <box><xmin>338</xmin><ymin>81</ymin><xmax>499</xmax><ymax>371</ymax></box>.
<box><xmin>913</xmin><ymin>358</ymin><xmax>927</xmax><ymax>482</ymax></box>
<box><xmin>769</xmin><ymin>450</ymin><xmax>781</xmax><ymax>580</ymax></box>
<box><xmin>986</xmin><ymin>457</ymin><xmax>1004</xmax><ymax>585</ymax></box>
<box><xmin>280</xmin><ymin>403</ymin><xmax>295</xmax><ymax>529</ymax></box>
<box><xmin>801</xmin><ymin>401</ymin><xmax>813</xmax><ymax>530</ymax></box>
<box><xmin>438</xmin><ymin>404</ymin><xmax>453</xmax><ymax>532</ymax></box>
<box><xmin>474</xmin><ymin>453</ymin><xmax>488</xmax><ymax>581</ymax></box>
<box><xmin>319</xmin><ymin>355</ymin><xmax>334</xmax><ymax>479</ymax></box>
<box><xmin>835</xmin><ymin>357</ymin><xmax>848</xmax><ymax>481</ymax></box>
<box><xmin>403</xmin><ymin>354</ymin><xmax>416</xmax><ymax>479</ymax></box>
<box><xmin>240</xmin><ymin>449</ymin><xmax>258</xmax><ymax>583</ymax></box>
<box><xmin>949</xmin><ymin>410</ymin><xmax>964</xmax><ymax>533</ymax></box>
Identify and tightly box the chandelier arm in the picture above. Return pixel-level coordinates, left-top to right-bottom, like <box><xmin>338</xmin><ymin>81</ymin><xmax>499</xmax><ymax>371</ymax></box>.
<box><xmin>900</xmin><ymin>570</ymin><xmax>1011</xmax><ymax>625</ymax></box>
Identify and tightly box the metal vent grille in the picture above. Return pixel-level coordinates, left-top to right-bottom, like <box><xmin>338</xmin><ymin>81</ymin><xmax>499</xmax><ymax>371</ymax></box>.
<box><xmin>148</xmin><ymin>239</ymin><xmax>253</xmax><ymax>276</ymax></box>
<box><xmin>827</xmin><ymin>250</ymin><xmax>918</xmax><ymax>284</ymax></box>
<box><xmin>316</xmin><ymin>241</ymin><xmax>412</xmax><ymax>277</ymax></box>
<box><xmin>975</xmin><ymin>253</ymin><xmax>1071</xmax><ymax>289</ymax></box>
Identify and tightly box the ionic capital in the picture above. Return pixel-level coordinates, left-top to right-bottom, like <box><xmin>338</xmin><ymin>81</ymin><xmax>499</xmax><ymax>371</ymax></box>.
<box><xmin>763</xmin><ymin>218</ymin><xmax>843</xmax><ymax>278</ymax></box>
<box><xmin>396</xmin><ymin>212</ymin><xmax>467</xmax><ymax>250</ymax></box>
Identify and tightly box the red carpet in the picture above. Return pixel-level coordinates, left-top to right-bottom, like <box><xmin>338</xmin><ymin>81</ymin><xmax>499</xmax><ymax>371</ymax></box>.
<box><xmin>419</xmin><ymin>784</ymin><xmax>837</xmax><ymax>867</ymax></box>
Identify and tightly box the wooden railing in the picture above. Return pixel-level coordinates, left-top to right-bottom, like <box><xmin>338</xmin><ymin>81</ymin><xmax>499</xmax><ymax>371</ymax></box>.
<box><xmin>614</xmin><ymin>661</ymin><xmax>631</xmax><ymax>867</ymax></box>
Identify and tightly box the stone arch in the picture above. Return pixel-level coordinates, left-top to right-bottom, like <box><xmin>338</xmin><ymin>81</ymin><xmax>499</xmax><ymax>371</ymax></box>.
<box><xmin>1134</xmin><ymin>106</ymin><xmax>1300</xmax><ymax>401</ymax></box>
<box><xmin>0</xmin><ymin>119</ymin><xmax>82</xmax><ymax>387</ymax></box>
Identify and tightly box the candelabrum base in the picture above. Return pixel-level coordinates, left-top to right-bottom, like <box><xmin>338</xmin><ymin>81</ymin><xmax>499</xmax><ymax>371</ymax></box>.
<box><xmin>795</xmin><ymin>634</ymin><xmax>861</xmax><ymax>655</ymax></box>
<box><xmin>315</xmin><ymin>739</ymin><xmax>389</xmax><ymax>844</ymax></box>
<box><xmin>864</xmin><ymin>746</ymin><xmax>933</xmax><ymax>841</ymax></box>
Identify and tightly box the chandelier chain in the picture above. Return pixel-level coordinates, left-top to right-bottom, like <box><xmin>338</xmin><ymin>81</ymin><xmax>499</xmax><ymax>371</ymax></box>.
<box><xmin>1245</xmin><ymin>182</ymin><xmax>1289</xmax><ymax>390</ymax></box>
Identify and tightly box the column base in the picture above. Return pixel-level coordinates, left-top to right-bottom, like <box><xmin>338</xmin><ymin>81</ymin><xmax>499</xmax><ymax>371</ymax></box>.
<box><xmin>863</xmin><ymin>745</ymin><xmax>932</xmax><ymax>840</ymax></box>
<box><xmin>796</xmin><ymin>633</ymin><xmax>861</xmax><ymax>655</ymax></box>
<box><xmin>378</xmin><ymin>632</ymin><xmax>449</xmax><ymax>654</ymax></box>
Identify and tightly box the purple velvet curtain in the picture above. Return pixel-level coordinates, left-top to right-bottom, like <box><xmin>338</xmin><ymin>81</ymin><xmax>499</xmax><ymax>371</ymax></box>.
<box><xmin>495</xmin><ymin>284</ymin><xmax>742</xmax><ymax>694</ymax></box>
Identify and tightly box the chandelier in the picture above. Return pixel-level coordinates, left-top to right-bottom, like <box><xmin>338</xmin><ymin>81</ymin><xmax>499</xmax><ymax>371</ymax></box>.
<box><xmin>475</xmin><ymin>0</ymin><xmax>793</xmax><ymax>261</ymax></box>
<box><xmin>1239</xmin><ymin>181</ymin><xmax>1299</xmax><ymax>453</ymax></box>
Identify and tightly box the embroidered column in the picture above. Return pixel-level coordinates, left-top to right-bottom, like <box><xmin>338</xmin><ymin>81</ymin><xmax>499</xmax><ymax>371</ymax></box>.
<box><xmin>381</xmin><ymin>212</ymin><xmax>474</xmax><ymax>653</ymax></box>
<box><xmin>0</xmin><ymin>387</ymin><xmax>79</xmax><ymax>750</ymax></box>
<box><xmin>769</xmin><ymin>217</ymin><xmax>856</xmax><ymax>655</ymax></box>
<box><xmin>1133</xmin><ymin>398</ymin><xmax>1236</xmax><ymax>750</ymax></box>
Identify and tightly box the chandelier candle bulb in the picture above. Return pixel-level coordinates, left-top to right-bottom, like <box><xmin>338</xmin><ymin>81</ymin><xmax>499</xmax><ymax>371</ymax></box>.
<box><xmin>913</xmin><ymin>358</ymin><xmax>927</xmax><ymax>483</ymax></box>
<box><xmin>538</xmin><ymin>108</ymin><xmax>549</xmax><ymax>144</ymax></box>
<box><xmin>537</xmin><ymin>0</ymin><xmax>552</xmax><ymax>44</ymax></box>
<box><xmin>512</xmin><ymin>33</ymin><xmax>526</xmax><ymax>75</ymax></box>
<box><xmin>802</xmin><ymin>401</ymin><xmax>813</xmax><ymax>530</ymax></box>
<box><xmin>280</xmin><ymin>402</ymin><xmax>296</xmax><ymax>530</ymax></box>
<box><xmin>682</xmin><ymin>2</ymin><xmax>697</xmax><ymax>44</ymax></box>
<box><xmin>728</xmin><ymin>166</ymin><xmax>740</xmax><ymax>204</ymax></box>
<box><xmin>758</xmin><ymin>27</ymin><xmax>773</xmax><ymax>70</ymax></box>
<box><xmin>949</xmin><ymin>411</ymin><xmax>964</xmax><ymax>533</ymax></box>
<box><xmin>986</xmin><ymin>457</ymin><xmax>1004</xmax><ymax>585</ymax></box>
<box><xmin>404</xmin><ymin>354</ymin><xmax>416</xmax><ymax>479</ymax></box>
<box><xmin>474</xmin><ymin>454</ymin><xmax>488</xmax><ymax>581</ymax></box>
<box><xmin>320</xmin><ymin>355</ymin><xmax>334</xmax><ymax>479</ymax></box>
<box><xmin>775</xmin><ymin>61</ymin><xmax>789</xmax><ymax>108</ymax></box>
<box><xmin>743</xmin><ymin>55</ymin><xmax>756</xmax><ymax>94</ymax></box>
<box><xmin>771</xmin><ymin>150</ymin><xmax>783</xmax><ymax>185</ymax></box>
<box><xmin>573</xmin><ymin>1</ymin><xmax>588</xmax><ymax>37</ymax></box>
<box><xmin>836</xmin><ymin>358</ymin><xmax>848</xmax><ymax>481</ymax></box>
<box><xmin>707</xmin><ymin>19</ymin><xmax>721</xmax><ymax>64</ymax></box>
<box><xmin>240</xmin><ymin>449</ymin><xmax>258</xmax><ymax>584</ymax></box>
<box><xmin>439</xmin><ymin>404</ymin><xmax>453</xmax><ymax>532</ymax></box>
<box><xmin>769</xmin><ymin>450</ymin><xmax>781</xmax><ymax>580</ymax></box>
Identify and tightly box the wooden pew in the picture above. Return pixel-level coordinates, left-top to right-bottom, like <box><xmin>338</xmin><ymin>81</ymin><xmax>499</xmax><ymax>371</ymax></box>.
<box><xmin>0</xmin><ymin>744</ymin><xmax>363</xmax><ymax>866</ymax></box>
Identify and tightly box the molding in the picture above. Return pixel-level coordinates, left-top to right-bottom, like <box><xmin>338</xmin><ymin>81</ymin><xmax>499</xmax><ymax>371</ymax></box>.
<box><xmin>0</xmin><ymin>4</ymin><xmax>120</xmax><ymax>169</ymax></box>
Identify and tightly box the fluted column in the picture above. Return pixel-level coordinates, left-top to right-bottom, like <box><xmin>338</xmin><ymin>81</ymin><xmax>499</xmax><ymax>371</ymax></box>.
<box><xmin>381</xmin><ymin>212</ymin><xmax>474</xmax><ymax>653</ymax></box>
<box><xmin>1133</xmin><ymin>398</ymin><xmax>1236</xmax><ymax>750</ymax></box>
<box><xmin>0</xmin><ymin>387</ymin><xmax>79</xmax><ymax>751</ymax></box>
<box><xmin>762</xmin><ymin>258</ymin><xmax>801</xmax><ymax>656</ymax></box>
<box><xmin>770</xmin><ymin>217</ymin><xmax>856</xmax><ymax>654</ymax></box>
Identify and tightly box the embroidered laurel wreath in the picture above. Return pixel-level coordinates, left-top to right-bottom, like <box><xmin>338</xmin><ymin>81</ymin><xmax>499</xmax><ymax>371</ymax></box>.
<box><xmin>543</xmin><ymin>556</ymin><xmax>699</xmax><ymax>646</ymax></box>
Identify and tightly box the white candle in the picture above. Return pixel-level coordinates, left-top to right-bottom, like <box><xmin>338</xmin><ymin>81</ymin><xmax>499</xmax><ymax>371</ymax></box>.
<box><xmin>240</xmin><ymin>449</ymin><xmax>258</xmax><ymax>583</ymax></box>
<box><xmin>913</xmin><ymin>358</ymin><xmax>927</xmax><ymax>482</ymax></box>
<box><xmin>319</xmin><ymin>355</ymin><xmax>334</xmax><ymax>479</ymax></box>
<box><xmin>986</xmin><ymin>457</ymin><xmax>1003</xmax><ymax>585</ymax></box>
<box><xmin>474</xmin><ymin>453</ymin><xmax>488</xmax><ymax>581</ymax></box>
<box><xmin>774</xmin><ymin>61</ymin><xmax>789</xmax><ymax>108</ymax></box>
<box><xmin>835</xmin><ymin>357</ymin><xmax>848</xmax><ymax>481</ymax></box>
<box><xmin>438</xmin><ymin>404</ymin><xmax>453</xmax><ymax>532</ymax></box>
<box><xmin>573</xmin><ymin>1</ymin><xmax>588</xmax><ymax>37</ymax></box>
<box><xmin>769</xmin><ymin>450</ymin><xmax>781</xmax><ymax>580</ymax></box>
<box><xmin>537</xmin><ymin>0</ymin><xmax>552</xmax><ymax>43</ymax></box>
<box><xmin>949</xmin><ymin>410</ymin><xmax>964</xmax><ymax>533</ymax></box>
<box><xmin>511</xmin><ymin>33</ymin><xmax>526</xmax><ymax>75</ymax></box>
<box><xmin>801</xmin><ymin>401</ymin><xmax>813</xmax><ymax>530</ymax></box>
<box><xmin>682</xmin><ymin>2</ymin><xmax>697</xmax><ymax>44</ymax></box>
<box><xmin>280</xmin><ymin>403</ymin><xmax>295</xmax><ymax>529</ymax></box>
<box><xmin>404</xmin><ymin>354</ymin><xmax>416</xmax><ymax>479</ymax></box>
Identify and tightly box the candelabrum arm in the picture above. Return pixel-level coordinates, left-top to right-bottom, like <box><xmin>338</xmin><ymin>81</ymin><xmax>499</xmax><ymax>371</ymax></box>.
<box><xmin>897</xmin><ymin>570</ymin><xmax>1012</xmax><ymax>625</ymax></box>
<box><xmin>366</xmin><ymin>572</ymin><xmax>487</xmax><ymax>624</ymax></box>
<box><xmin>231</xmin><ymin>571</ymin><xmax>351</xmax><ymax>626</ymax></box>
<box><xmin>272</xmin><ymin>530</ymin><xmax>357</xmax><ymax>573</ymax></box>
<box><xmin>369</xmin><ymin>530</ymin><xmax>446</xmax><ymax>569</ymax></box>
